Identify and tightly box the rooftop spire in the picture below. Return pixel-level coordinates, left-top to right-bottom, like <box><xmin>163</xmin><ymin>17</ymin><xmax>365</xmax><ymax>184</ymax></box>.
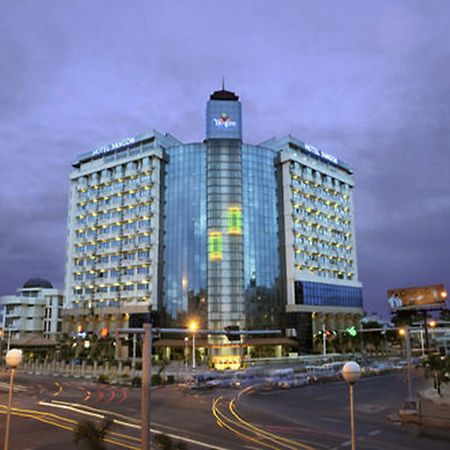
<box><xmin>210</xmin><ymin>82</ymin><xmax>239</xmax><ymax>101</ymax></box>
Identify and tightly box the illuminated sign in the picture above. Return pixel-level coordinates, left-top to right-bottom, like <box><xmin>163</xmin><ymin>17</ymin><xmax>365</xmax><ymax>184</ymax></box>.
<box><xmin>208</xmin><ymin>232</ymin><xmax>223</xmax><ymax>261</ymax></box>
<box><xmin>387</xmin><ymin>284</ymin><xmax>447</xmax><ymax>310</ymax></box>
<box><xmin>228</xmin><ymin>207</ymin><xmax>242</xmax><ymax>235</ymax></box>
<box><xmin>213</xmin><ymin>112</ymin><xmax>237</xmax><ymax>128</ymax></box>
<box><xmin>304</xmin><ymin>143</ymin><xmax>338</xmax><ymax>165</ymax></box>
<box><xmin>92</xmin><ymin>137</ymin><xmax>135</xmax><ymax>157</ymax></box>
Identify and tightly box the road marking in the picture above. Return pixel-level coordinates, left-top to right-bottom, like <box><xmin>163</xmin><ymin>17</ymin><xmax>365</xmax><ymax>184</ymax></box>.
<box><xmin>368</xmin><ymin>429</ymin><xmax>381</xmax><ymax>436</ymax></box>
<box><xmin>38</xmin><ymin>400</ymin><xmax>231</xmax><ymax>450</ymax></box>
<box><xmin>340</xmin><ymin>440</ymin><xmax>351</xmax><ymax>447</ymax></box>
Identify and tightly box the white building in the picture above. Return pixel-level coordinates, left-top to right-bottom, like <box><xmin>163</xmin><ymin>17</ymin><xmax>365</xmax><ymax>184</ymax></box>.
<box><xmin>0</xmin><ymin>278</ymin><xmax>63</xmax><ymax>341</ymax></box>
<box><xmin>264</xmin><ymin>135</ymin><xmax>363</xmax><ymax>349</ymax></box>
<box><xmin>63</xmin><ymin>89</ymin><xmax>364</xmax><ymax>358</ymax></box>
<box><xmin>63</xmin><ymin>131</ymin><xmax>178</xmax><ymax>341</ymax></box>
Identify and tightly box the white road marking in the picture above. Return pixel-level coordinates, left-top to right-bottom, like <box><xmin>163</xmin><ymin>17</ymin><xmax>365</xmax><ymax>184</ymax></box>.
<box><xmin>368</xmin><ymin>429</ymin><xmax>381</xmax><ymax>436</ymax></box>
<box><xmin>340</xmin><ymin>440</ymin><xmax>351</xmax><ymax>447</ymax></box>
<box><xmin>322</xmin><ymin>417</ymin><xmax>341</xmax><ymax>423</ymax></box>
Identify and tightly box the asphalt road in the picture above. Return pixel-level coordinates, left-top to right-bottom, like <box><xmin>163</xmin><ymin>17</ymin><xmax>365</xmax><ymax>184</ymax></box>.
<box><xmin>0</xmin><ymin>368</ymin><xmax>449</xmax><ymax>450</ymax></box>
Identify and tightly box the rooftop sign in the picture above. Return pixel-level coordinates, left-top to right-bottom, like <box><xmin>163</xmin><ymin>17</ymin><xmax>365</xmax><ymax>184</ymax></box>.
<box><xmin>213</xmin><ymin>112</ymin><xmax>237</xmax><ymax>128</ymax></box>
<box><xmin>92</xmin><ymin>137</ymin><xmax>136</xmax><ymax>157</ymax></box>
<box><xmin>304</xmin><ymin>143</ymin><xmax>338</xmax><ymax>165</ymax></box>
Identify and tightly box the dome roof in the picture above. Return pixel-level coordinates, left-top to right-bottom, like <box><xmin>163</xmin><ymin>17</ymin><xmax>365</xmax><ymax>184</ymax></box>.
<box><xmin>23</xmin><ymin>278</ymin><xmax>53</xmax><ymax>289</ymax></box>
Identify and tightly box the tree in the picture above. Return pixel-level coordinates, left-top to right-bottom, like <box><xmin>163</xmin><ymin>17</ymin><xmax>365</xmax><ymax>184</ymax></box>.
<box><xmin>439</xmin><ymin>308</ymin><xmax>450</xmax><ymax>321</ymax></box>
<box><xmin>74</xmin><ymin>417</ymin><xmax>113</xmax><ymax>450</ymax></box>
<box><xmin>423</xmin><ymin>354</ymin><xmax>450</xmax><ymax>396</ymax></box>
<box><xmin>154</xmin><ymin>433</ymin><xmax>188</xmax><ymax>450</ymax></box>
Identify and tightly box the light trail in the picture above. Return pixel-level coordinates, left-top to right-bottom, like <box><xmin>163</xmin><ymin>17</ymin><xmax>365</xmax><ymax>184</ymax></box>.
<box><xmin>39</xmin><ymin>399</ymin><xmax>232</xmax><ymax>450</ymax></box>
<box><xmin>0</xmin><ymin>404</ymin><xmax>140</xmax><ymax>450</ymax></box>
<box><xmin>212</xmin><ymin>387</ymin><xmax>326</xmax><ymax>450</ymax></box>
<box><xmin>229</xmin><ymin>398</ymin><xmax>316</xmax><ymax>450</ymax></box>
<box><xmin>79</xmin><ymin>386</ymin><xmax>92</xmax><ymax>402</ymax></box>
<box><xmin>53</xmin><ymin>381</ymin><xmax>63</xmax><ymax>397</ymax></box>
<box><xmin>212</xmin><ymin>396</ymin><xmax>279</xmax><ymax>450</ymax></box>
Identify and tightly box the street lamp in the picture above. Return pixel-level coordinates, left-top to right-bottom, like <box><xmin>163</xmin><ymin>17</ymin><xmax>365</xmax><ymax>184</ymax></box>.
<box><xmin>4</xmin><ymin>348</ymin><xmax>23</xmax><ymax>450</ymax></box>
<box><xmin>399</xmin><ymin>326</ymin><xmax>413</xmax><ymax>401</ymax></box>
<box><xmin>184</xmin><ymin>336</ymin><xmax>189</xmax><ymax>369</ymax></box>
<box><xmin>188</xmin><ymin>321</ymin><xmax>199</xmax><ymax>371</ymax></box>
<box><xmin>342</xmin><ymin>361</ymin><xmax>361</xmax><ymax>450</ymax></box>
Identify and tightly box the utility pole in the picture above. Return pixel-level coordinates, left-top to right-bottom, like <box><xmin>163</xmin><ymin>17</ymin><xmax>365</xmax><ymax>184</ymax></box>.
<box><xmin>141</xmin><ymin>323</ymin><xmax>152</xmax><ymax>450</ymax></box>
<box><xmin>6</xmin><ymin>328</ymin><xmax>12</xmax><ymax>353</ymax></box>
<box><xmin>401</xmin><ymin>326</ymin><xmax>413</xmax><ymax>402</ymax></box>
<box><xmin>423</xmin><ymin>311</ymin><xmax>430</xmax><ymax>355</ymax></box>
<box><xmin>131</xmin><ymin>332</ymin><xmax>137</xmax><ymax>378</ymax></box>
<box><xmin>322</xmin><ymin>323</ymin><xmax>326</xmax><ymax>360</ymax></box>
<box><xmin>419</xmin><ymin>325</ymin><xmax>425</xmax><ymax>357</ymax></box>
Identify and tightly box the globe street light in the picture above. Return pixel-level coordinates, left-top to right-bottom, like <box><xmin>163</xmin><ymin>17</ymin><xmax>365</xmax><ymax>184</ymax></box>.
<box><xmin>188</xmin><ymin>321</ymin><xmax>199</xmax><ymax>371</ymax></box>
<box><xmin>342</xmin><ymin>361</ymin><xmax>361</xmax><ymax>450</ymax></box>
<box><xmin>4</xmin><ymin>348</ymin><xmax>23</xmax><ymax>450</ymax></box>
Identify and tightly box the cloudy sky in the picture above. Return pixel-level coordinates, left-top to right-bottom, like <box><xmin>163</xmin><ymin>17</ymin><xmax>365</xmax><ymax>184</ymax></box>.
<box><xmin>0</xmin><ymin>0</ymin><xmax>449</xmax><ymax>316</ymax></box>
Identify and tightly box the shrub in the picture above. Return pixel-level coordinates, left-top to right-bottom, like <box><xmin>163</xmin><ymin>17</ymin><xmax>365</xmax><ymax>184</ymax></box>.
<box><xmin>97</xmin><ymin>374</ymin><xmax>110</xmax><ymax>384</ymax></box>
<box><xmin>73</xmin><ymin>417</ymin><xmax>112</xmax><ymax>450</ymax></box>
<box><xmin>151</xmin><ymin>374</ymin><xmax>162</xmax><ymax>385</ymax></box>
<box><xmin>154</xmin><ymin>433</ymin><xmax>188</xmax><ymax>450</ymax></box>
<box><xmin>131</xmin><ymin>376</ymin><xmax>141</xmax><ymax>387</ymax></box>
<box><xmin>166</xmin><ymin>375</ymin><xmax>175</xmax><ymax>384</ymax></box>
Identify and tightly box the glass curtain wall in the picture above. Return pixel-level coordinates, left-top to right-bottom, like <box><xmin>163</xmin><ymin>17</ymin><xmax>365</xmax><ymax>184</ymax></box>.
<box><xmin>242</xmin><ymin>145</ymin><xmax>281</xmax><ymax>328</ymax></box>
<box><xmin>207</xmin><ymin>139</ymin><xmax>244</xmax><ymax>335</ymax></box>
<box><xmin>162</xmin><ymin>144</ymin><xmax>207</xmax><ymax>327</ymax></box>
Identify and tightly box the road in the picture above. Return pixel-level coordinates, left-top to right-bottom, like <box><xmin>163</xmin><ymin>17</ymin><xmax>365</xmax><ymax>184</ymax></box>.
<box><xmin>0</xmin><ymin>368</ymin><xmax>449</xmax><ymax>449</ymax></box>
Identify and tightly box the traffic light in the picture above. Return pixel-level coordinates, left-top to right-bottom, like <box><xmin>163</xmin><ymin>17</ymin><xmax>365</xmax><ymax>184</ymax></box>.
<box><xmin>346</xmin><ymin>326</ymin><xmax>358</xmax><ymax>337</ymax></box>
<box><xmin>100</xmin><ymin>327</ymin><xmax>109</xmax><ymax>338</ymax></box>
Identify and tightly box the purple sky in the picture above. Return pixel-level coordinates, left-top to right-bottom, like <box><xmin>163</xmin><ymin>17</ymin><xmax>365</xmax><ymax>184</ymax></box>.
<box><xmin>1</xmin><ymin>1</ymin><xmax>449</xmax><ymax>316</ymax></box>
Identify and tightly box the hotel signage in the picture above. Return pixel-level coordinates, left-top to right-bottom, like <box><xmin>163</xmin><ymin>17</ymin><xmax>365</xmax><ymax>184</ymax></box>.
<box><xmin>305</xmin><ymin>143</ymin><xmax>338</xmax><ymax>165</ymax></box>
<box><xmin>213</xmin><ymin>112</ymin><xmax>237</xmax><ymax>129</ymax></box>
<box><xmin>92</xmin><ymin>137</ymin><xmax>135</xmax><ymax>157</ymax></box>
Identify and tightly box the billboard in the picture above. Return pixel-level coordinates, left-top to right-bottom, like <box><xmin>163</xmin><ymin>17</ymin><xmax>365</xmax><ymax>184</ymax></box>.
<box><xmin>387</xmin><ymin>284</ymin><xmax>447</xmax><ymax>310</ymax></box>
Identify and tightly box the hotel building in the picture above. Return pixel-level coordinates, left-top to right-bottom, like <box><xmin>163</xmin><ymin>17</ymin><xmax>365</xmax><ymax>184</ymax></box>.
<box><xmin>64</xmin><ymin>87</ymin><xmax>363</xmax><ymax>362</ymax></box>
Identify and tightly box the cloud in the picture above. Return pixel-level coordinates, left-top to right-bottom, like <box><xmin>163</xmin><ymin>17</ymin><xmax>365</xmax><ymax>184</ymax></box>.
<box><xmin>0</xmin><ymin>0</ymin><xmax>449</xmax><ymax>316</ymax></box>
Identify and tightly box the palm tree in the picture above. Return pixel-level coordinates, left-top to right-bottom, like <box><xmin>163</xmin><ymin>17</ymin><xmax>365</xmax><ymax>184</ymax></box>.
<box><xmin>74</xmin><ymin>417</ymin><xmax>113</xmax><ymax>450</ymax></box>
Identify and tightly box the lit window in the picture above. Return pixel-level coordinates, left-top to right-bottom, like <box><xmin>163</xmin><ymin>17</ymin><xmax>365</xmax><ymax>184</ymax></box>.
<box><xmin>228</xmin><ymin>207</ymin><xmax>242</xmax><ymax>235</ymax></box>
<box><xmin>208</xmin><ymin>232</ymin><xmax>222</xmax><ymax>261</ymax></box>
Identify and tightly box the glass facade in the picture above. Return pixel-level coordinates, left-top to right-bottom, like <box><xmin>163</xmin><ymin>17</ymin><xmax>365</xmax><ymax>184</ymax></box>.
<box><xmin>65</xmin><ymin>87</ymin><xmax>363</xmax><ymax>358</ymax></box>
<box><xmin>162</xmin><ymin>144</ymin><xmax>207</xmax><ymax>325</ymax></box>
<box><xmin>206</xmin><ymin>138</ymin><xmax>244</xmax><ymax>331</ymax></box>
<box><xmin>294</xmin><ymin>281</ymin><xmax>363</xmax><ymax>308</ymax></box>
<box><xmin>242</xmin><ymin>145</ymin><xmax>281</xmax><ymax>328</ymax></box>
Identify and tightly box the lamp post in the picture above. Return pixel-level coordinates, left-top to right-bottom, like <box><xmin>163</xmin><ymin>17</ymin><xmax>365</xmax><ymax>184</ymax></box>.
<box><xmin>419</xmin><ymin>325</ymin><xmax>425</xmax><ymax>358</ymax></box>
<box><xmin>141</xmin><ymin>323</ymin><xmax>152</xmax><ymax>450</ymax></box>
<box><xmin>342</xmin><ymin>361</ymin><xmax>361</xmax><ymax>450</ymax></box>
<box><xmin>188</xmin><ymin>321</ymin><xmax>199</xmax><ymax>372</ymax></box>
<box><xmin>322</xmin><ymin>323</ymin><xmax>327</xmax><ymax>360</ymax></box>
<box><xmin>184</xmin><ymin>337</ymin><xmax>189</xmax><ymax>370</ymax></box>
<box><xmin>4</xmin><ymin>348</ymin><xmax>23</xmax><ymax>450</ymax></box>
<box><xmin>399</xmin><ymin>326</ymin><xmax>413</xmax><ymax>401</ymax></box>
